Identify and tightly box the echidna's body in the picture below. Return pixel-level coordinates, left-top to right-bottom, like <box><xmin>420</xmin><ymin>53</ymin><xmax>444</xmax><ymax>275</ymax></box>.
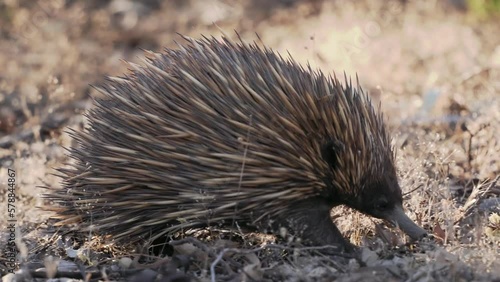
<box><xmin>47</xmin><ymin>36</ymin><xmax>426</xmax><ymax>251</ymax></box>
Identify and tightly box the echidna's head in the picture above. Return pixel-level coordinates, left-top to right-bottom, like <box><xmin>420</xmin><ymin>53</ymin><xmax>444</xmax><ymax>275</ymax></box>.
<box><xmin>321</xmin><ymin>139</ymin><xmax>426</xmax><ymax>240</ymax></box>
<box><xmin>319</xmin><ymin>90</ymin><xmax>427</xmax><ymax>240</ymax></box>
<box><xmin>349</xmin><ymin>152</ymin><xmax>402</xmax><ymax>218</ymax></box>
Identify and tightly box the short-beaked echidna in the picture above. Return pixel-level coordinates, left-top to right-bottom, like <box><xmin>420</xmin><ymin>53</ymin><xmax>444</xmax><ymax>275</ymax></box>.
<box><xmin>46</xmin><ymin>35</ymin><xmax>427</xmax><ymax>251</ymax></box>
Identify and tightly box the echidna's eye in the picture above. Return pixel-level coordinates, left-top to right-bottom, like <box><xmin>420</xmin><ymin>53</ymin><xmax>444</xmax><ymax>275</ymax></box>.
<box><xmin>374</xmin><ymin>198</ymin><xmax>390</xmax><ymax>211</ymax></box>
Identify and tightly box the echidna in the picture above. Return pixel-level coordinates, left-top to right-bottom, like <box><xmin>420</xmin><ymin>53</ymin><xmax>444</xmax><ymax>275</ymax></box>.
<box><xmin>46</xmin><ymin>35</ymin><xmax>427</xmax><ymax>252</ymax></box>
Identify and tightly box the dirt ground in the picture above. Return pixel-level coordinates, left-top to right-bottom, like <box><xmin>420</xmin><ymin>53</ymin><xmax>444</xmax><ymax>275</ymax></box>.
<box><xmin>0</xmin><ymin>0</ymin><xmax>499</xmax><ymax>281</ymax></box>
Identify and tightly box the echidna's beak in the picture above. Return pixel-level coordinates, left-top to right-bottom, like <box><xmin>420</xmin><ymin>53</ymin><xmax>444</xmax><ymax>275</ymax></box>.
<box><xmin>386</xmin><ymin>205</ymin><xmax>427</xmax><ymax>240</ymax></box>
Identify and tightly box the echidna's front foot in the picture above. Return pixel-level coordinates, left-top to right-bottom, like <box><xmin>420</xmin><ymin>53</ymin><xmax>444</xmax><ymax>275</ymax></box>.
<box><xmin>268</xmin><ymin>197</ymin><xmax>355</xmax><ymax>253</ymax></box>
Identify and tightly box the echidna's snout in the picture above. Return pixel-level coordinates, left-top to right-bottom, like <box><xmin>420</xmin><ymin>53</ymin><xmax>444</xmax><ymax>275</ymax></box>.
<box><xmin>384</xmin><ymin>205</ymin><xmax>427</xmax><ymax>240</ymax></box>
